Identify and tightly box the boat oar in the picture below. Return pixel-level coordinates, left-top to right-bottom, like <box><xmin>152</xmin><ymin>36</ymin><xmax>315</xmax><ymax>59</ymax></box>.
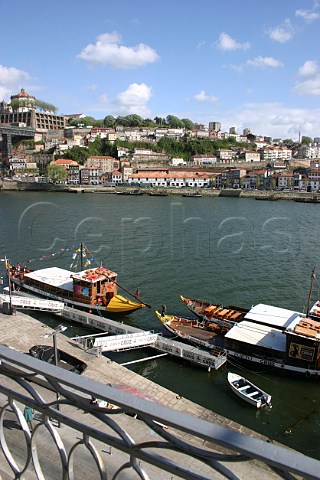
<box><xmin>115</xmin><ymin>281</ymin><xmax>151</xmax><ymax>309</ymax></box>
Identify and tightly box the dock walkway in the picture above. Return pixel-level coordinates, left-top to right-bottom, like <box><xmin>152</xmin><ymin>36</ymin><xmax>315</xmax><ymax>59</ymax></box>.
<box><xmin>62</xmin><ymin>306</ymin><xmax>227</xmax><ymax>370</ymax></box>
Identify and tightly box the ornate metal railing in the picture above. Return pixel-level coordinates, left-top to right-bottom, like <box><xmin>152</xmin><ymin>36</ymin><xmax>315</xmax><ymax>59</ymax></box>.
<box><xmin>0</xmin><ymin>344</ymin><xmax>319</xmax><ymax>480</ymax></box>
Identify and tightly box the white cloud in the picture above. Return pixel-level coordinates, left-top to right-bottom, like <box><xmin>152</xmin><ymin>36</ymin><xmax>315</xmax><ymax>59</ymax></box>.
<box><xmin>295</xmin><ymin>8</ymin><xmax>320</xmax><ymax>22</ymax></box>
<box><xmin>267</xmin><ymin>19</ymin><xmax>294</xmax><ymax>43</ymax></box>
<box><xmin>246</xmin><ymin>56</ymin><xmax>283</xmax><ymax>69</ymax></box>
<box><xmin>294</xmin><ymin>60</ymin><xmax>320</xmax><ymax>96</ymax></box>
<box><xmin>86</xmin><ymin>84</ymin><xmax>99</xmax><ymax>92</ymax></box>
<box><xmin>196</xmin><ymin>40</ymin><xmax>206</xmax><ymax>49</ymax></box>
<box><xmin>194</xmin><ymin>90</ymin><xmax>218</xmax><ymax>102</ymax></box>
<box><xmin>77</xmin><ymin>31</ymin><xmax>160</xmax><ymax>68</ymax></box>
<box><xmin>114</xmin><ymin>82</ymin><xmax>153</xmax><ymax>115</ymax></box>
<box><xmin>297</xmin><ymin>60</ymin><xmax>320</xmax><ymax>78</ymax></box>
<box><xmin>294</xmin><ymin>78</ymin><xmax>320</xmax><ymax>96</ymax></box>
<box><xmin>0</xmin><ymin>65</ymin><xmax>31</xmax><ymax>100</ymax></box>
<box><xmin>216</xmin><ymin>32</ymin><xmax>250</xmax><ymax>52</ymax></box>
<box><xmin>219</xmin><ymin>102</ymin><xmax>320</xmax><ymax>139</ymax></box>
<box><xmin>98</xmin><ymin>93</ymin><xmax>109</xmax><ymax>103</ymax></box>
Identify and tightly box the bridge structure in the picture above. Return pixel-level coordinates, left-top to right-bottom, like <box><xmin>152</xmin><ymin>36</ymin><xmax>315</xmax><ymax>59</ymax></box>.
<box><xmin>0</xmin><ymin>124</ymin><xmax>36</xmax><ymax>165</ymax></box>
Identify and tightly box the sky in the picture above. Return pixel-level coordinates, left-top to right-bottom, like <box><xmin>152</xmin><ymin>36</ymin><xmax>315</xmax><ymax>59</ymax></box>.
<box><xmin>1</xmin><ymin>0</ymin><xmax>320</xmax><ymax>140</ymax></box>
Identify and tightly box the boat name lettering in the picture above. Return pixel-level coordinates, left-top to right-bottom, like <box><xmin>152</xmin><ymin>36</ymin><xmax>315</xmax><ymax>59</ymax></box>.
<box><xmin>183</xmin><ymin>352</ymin><xmax>195</xmax><ymax>360</ymax></box>
<box><xmin>259</xmin><ymin>359</ymin><xmax>275</xmax><ymax>366</ymax></box>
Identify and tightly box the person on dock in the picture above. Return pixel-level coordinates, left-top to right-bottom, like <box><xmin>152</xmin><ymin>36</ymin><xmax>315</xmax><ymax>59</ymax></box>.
<box><xmin>23</xmin><ymin>405</ymin><xmax>33</xmax><ymax>432</ymax></box>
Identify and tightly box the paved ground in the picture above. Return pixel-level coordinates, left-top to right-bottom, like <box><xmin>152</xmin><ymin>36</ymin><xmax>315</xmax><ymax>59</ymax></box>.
<box><xmin>0</xmin><ymin>308</ymin><xmax>303</xmax><ymax>479</ymax></box>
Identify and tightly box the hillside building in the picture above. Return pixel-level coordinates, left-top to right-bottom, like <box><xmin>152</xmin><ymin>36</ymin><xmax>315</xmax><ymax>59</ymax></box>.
<box><xmin>0</xmin><ymin>89</ymin><xmax>66</xmax><ymax>130</ymax></box>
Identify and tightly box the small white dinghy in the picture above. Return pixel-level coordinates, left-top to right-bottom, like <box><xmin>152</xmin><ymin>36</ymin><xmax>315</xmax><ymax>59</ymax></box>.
<box><xmin>228</xmin><ymin>372</ymin><xmax>272</xmax><ymax>409</ymax></box>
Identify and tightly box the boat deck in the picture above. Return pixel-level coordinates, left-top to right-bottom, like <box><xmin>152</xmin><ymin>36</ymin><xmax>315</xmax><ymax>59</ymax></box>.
<box><xmin>169</xmin><ymin>320</ymin><xmax>226</xmax><ymax>348</ymax></box>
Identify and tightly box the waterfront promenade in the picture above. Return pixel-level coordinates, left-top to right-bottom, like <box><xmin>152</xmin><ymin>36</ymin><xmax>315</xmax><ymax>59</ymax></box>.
<box><xmin>0</xmin><ymin>307</ymin><xmax>319</xmax><ymax>478</ymax></box>
<box><xmin>1</xmin><ymin>178</ymin><xmax>318</xmax><ymax>202</ymax></box>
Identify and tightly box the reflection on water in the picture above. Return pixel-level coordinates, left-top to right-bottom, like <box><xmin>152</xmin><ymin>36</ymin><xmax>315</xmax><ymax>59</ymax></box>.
<box><xmin>1</xmin><ymin>191</ymin><xmax>320</xmax><ymax>459</ymax></box>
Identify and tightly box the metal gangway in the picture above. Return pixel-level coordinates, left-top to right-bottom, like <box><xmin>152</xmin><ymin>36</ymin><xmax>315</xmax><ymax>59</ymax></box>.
<box><xmin>72</xmin><ymin>331</ymin><xmax>158</xmax><ymax>355</ymax></box>
<box><xmin>67</xmin><ymin>309</ymin><xmax>227</xmax><ymax>371</ymax></box>
<box><xmin>0</xmin><ymin>293</ymin><xmax>64</xmax><ymax>313</ymax></box>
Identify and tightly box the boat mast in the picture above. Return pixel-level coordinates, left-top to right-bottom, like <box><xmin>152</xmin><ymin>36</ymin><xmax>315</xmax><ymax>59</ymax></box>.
<box><xmin>80</xmin><ymin>242</ymin><xmax>84</xmax><ymax>271</ymax></box>
<box><xmin>307</xmin><ymin>267</ymin><xmax>316</xmax><ymax>315</ymax></box>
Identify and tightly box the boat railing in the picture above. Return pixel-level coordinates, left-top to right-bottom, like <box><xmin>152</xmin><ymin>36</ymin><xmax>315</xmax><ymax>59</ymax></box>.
<box><xmin>0</xmin><ymin>344</ymin><xmax>318</xmax><ymax>480</ymax></box>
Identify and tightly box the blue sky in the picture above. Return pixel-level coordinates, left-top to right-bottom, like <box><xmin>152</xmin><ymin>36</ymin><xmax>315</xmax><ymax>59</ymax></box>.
<box><xmin>1</xmin><ymin>0</ymin><xmax>320</xmax><ymax>139</ymax></box>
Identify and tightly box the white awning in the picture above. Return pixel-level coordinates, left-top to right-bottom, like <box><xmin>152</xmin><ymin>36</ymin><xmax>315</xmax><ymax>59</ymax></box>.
<box><xmin>225</xmin><ymin>320</ymin><xmax>286</xmax><ymax>352</ymax></box>
<box><xmin>244</xmin><ymin>303</ymin><xmax>304</xmax><ymax>329</ymax></box>
<box><xmin>25</xmin><ymin>267</ymin><xmax>73</xmax><ymax>291</ymax></box>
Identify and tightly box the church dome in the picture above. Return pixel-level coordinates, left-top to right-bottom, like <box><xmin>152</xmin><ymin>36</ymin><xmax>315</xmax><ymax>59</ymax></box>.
<box><xmin>11</xmin><ymin>88</ymin><xmax>35</xmax><ymax>100</ymax></box>
<box><xmin>10</xmin><ymin>88</ymin><xmax>35</xmax><ymax>112</ymax></box>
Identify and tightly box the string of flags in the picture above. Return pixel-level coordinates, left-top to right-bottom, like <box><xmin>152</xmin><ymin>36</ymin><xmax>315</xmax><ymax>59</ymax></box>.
<box><xmin>2</xmin><ymin>244</ymin><xmax>98</xmax><ymax>270</ymax></box>
<box><xmin>12</xmin><ymin>245</ymin><xmax>78</xmax><ymax>267</ymax></box>
<box><xmin>69</xmin><ymin>244</ymin><xmax>97</xmax><ymax>271</ymax></box>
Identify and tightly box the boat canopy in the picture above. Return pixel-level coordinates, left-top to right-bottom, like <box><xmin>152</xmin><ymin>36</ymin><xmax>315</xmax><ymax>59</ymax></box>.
<box><xmin>25</xmin><ymin>267</ymin><xmax>73</xmax><ymax>291</ymax></box>
<box><xmin>225</xmin><ymin>320</ymin><xmax>286</xmax><ymax>352</ymax></box>
<box><xmin>244</xmin><ymin>303</ymin><xmax>304</xmax><ymax>330</ymax></box>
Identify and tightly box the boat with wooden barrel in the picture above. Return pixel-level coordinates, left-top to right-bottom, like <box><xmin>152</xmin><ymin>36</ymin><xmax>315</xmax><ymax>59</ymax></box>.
<box><xmin>155</xmin><ymin>310</ymin><xmax>227</xmax><ymax>351</ymax></box>
<box><xmin>157</xmin><ymin>297</ymin><xmax>320</xmax><ymax>377</ymax></box>
<box><xmin>180</xmin><ymin>295</ymin><xmax>248</xmax><ymax>327</ymax></box>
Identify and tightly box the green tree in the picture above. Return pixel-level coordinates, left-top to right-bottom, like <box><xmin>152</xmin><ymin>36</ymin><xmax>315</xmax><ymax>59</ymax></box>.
<box><xmin>144</xmin><ymin>118</ymin><xmax>156</xmax><ymax>127</ymax></box>
<box><xmin>46</xmin><ymin>164</ymin><xmax>67</xmax><ymax>183</ymax></box>
<box><xmin>115</xmin><ymin>116</ymin><xmax>130</xmax><ymax>127</ymax></box>
<box><xmin>60</xmin><ymin>146</ymin><xmax>89</xmax><ymax>164</ymax></box>
<box><xmin>181</xmin><ymin>118</ymin><xmax>194</xmax><ymax>130</ymax></box>
<box><xmin>35</xmin><ymin>99</ymin><xmax>58</xmax><ymax>113</ymax></box>
<box><xmin>166</xmin><ymin>115</ymin><xmax>184</xmax><ymax>128</ymax></box>
<box><xmin>301</xmin><ymin>136</ymin><xmax>313</xmax><ymax>145</ymax></box>
<box><xmin>154</xmin><ymin>117</ymin><xmax>166</xmax><ymax>125</ymax></box>
<box><xmin>103</xmin><ymin>115</ymin><xmax>116</xmax><ymax>127</ymax></box>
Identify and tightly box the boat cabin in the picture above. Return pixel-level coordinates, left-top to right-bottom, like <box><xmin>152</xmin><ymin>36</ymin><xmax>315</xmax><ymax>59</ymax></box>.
<box><xmin>224</xmin><ymin>321</ymin><xmax>287</xmax><ymax>362</ymax></box>
<box><xmin>71</xmin><ymin>267</ymin><xmax>118</xmax><ymax>305</ymax></box>
<box><xmin>285</xmin><ymin>317</ymin><xmax>320</xmax><ymax>370</ymax></box>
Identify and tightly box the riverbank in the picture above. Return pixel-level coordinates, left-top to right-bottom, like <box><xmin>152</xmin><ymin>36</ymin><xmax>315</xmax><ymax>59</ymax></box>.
<box><xmin>1</xmin><ymin>179</ymin><xmax>319</xmax><ymax>202</ymax></box>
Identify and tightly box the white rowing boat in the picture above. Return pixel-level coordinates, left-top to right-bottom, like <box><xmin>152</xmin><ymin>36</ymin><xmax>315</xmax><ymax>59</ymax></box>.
<box><xmin>227</xmin><ymin>372</ymin><xmax>272</xmax><ymax>409</ymax></box>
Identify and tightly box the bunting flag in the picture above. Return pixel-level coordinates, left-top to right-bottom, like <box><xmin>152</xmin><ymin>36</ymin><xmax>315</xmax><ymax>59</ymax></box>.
<box><xmin>12</xmin><ymin>244</ymin><xmax>100</xmax><ymax>272</ymax></box>
<box><xmin>20</xmin><ymin>245</ymin><xmax>78</xmax><ymax>267</ymax></box>
<box><xmin>69</xmin><ymin>243</ymin><xmax>98</xmax><ymax>271</ymax></box>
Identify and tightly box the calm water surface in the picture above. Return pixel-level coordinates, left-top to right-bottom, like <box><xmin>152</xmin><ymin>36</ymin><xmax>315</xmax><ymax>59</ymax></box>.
<box><xmin>1</xmin><ymin>191</ymin><xmax>320</xmax><ymax>458</ymax></box>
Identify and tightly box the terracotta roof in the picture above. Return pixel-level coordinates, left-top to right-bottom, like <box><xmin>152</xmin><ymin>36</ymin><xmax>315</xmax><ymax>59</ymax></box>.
<box><xmin>130</xmin><ymin>172</ymin><xmax>210</xmax><ymax>179</ymax></box>
<box><xmin>53</xmin><ymin>159</ymin><xmax>78</xmax><ymax>166</ymax></box>
<box><xmin>88</xmin><ymin>156</ymin><xmax>115</xmax><ymax>159</ymax></box>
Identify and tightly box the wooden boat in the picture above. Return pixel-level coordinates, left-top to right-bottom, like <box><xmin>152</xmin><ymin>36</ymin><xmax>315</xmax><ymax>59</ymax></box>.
<box><xmin>155</xmin><ymin>310</ymin><xmax>226</xmax><ymax>353</ymax></box>
<box><xmin>29</xmin><ymin>344</ymin><xmax>87</xmax><ymax>374</ymax></box>
<box><xmin>227</xmin><ymin>372</ymin><xmax>272</xmax><ymax>409</ymax></box>
<box><xmin>148</xmin><ymin>191</ymin><xmax>168</xmax><ymax>197</ymax></box>
<box><xmin>8</xmin><ymin>246</ymin><xmax>149</xmax><ymax>316</ymax></box>
<box><xmin>180</xmin><ymin>295</ymin><xmax>248</xmax><ymax>327</ymax></box>
<box><xmin>157</xmin><ymin>299</ymin><xmax>320</xmax><ymax>377</ymax></box>
<box><xmin>182</xmin><ymin>193</ymin><xmax>202</xmax><ymax>197</ymax></box>
<box><xmin>255</xmin><ymin>196</ymin><xmax>278</xmax><ymax>201</ymax></box>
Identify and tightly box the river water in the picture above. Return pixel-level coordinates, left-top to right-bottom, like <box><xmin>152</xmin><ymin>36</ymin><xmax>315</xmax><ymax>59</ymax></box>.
<box><xmin>1</xmin><ymin>190</ymin><xmax>320</xmax><ymax>459</ymax></box>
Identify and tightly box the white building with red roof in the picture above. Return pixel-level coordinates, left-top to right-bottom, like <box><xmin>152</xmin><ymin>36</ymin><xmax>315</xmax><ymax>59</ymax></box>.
<box><xmin>128</xmin><ymin>171</ymin><xmax>210</xmax><ymax>188</ymax></box>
